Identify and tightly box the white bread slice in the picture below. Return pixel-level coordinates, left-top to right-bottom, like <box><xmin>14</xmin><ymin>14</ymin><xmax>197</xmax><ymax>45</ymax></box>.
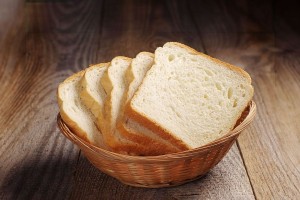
<box><xmin>125</xmin><ymin>52</ymin><xmax>155</xmax><ymax>102</ymax></box>
<box><xmin>100</xmin><ymin>56</ymin><xmax>132</xmax><ymax>146</ymax></box>
<box><xmin>125</xmin><ymin>42</ymin><xmax>254</xmax><ymax>149</ymax></box>
<box><xmin>79</xmin><ymin>63</ymin><xmax>109</xmax><ymax>132</ymax></box>
<box><xmin>100</xmin><ymin>56</ymin><xmax>174</xmax><ymax>155</ymax></box>
<box><xmin>57</xmin><ymin>71</ymin><xmax>107</xmax><ymax>148</ymax></box>
<box><xmin>117</xmin><ymin>52</ymin><xmax>182</xmax><ymax>153</ymax></box>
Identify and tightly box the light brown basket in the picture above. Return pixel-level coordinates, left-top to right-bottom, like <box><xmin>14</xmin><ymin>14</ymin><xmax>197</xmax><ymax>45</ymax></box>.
<box><xmin>57</xmin><ymin>101</ymin><xmax>256</xmax><ymax>188</ymax></box>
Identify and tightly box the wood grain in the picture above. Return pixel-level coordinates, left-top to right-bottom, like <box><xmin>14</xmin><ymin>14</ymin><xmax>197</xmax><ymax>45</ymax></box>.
<box><xmin>70</xmin><ymin>144</ymin><xmax>254</xmax><ymax>200</ymax></box>
<box><xmin>238</xmin><ymin>45</ymin><xmax>300</xmax><ymax>198</ymax></box>
<box><xmin>0</xmin><ymin>0</ymin><xmax>299</xmax><ymax>199</ymax></box>
<box><xmin>0</xmin><ymin>1</ymin><xmax>99</xmax><ymax>199</ymax></box>
<box><xmin>183</xmin><ymin>0</ymin><xmax>300</xmax><ymax>199</ymax></box>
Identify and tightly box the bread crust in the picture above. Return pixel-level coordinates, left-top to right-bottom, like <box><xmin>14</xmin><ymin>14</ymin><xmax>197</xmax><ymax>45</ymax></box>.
<box><xmin>137</xmin><ymin>51</ymin><xmax>155</xmax><ymax>58</ymax></box>
<box><xmin>117</xmin><ymin>122</ymin><xmax>180</xmax><ymax>154</ymax></box>
<box><xmin>58</xmin><ymin>42</ymin><xmax>253</xmax><ymax>153</ymax></box>
<box><xmin>86</xmin><ymin>62</ymin><xmax>110</xmax><ymax>71</ymax></box>
<box><xmin>100</xmin><ymin>56</ymin><xmax>158</xmax><ymax>154</ymax></box>
<box><xmin>117</xmin><ymin>52</ymin><xmax>182</xmax><ymax>154</ymax></box>
<box><xmin>125</xmin><ymin>42</ymin><xmax>254</xmax><ymax>150</ymax></box>
<box><xmin>57</xmin><ymin>68</ymin><xmax>149</xmax><ymax>154</ymax></box>
<box><xmin>100</xmin><ymin>56</ymin><xmax>132</xmax><ymax>138</ymax></box>
<box><xmin>80</xmin><ymin>63</ymin><xmax>110</xmax><ymax>144</ymax></box>
<box><xmin>125</xmin><ymin>105</ymin><xmax>191</xmax><ymax>150</ymax></box>
<box><xmin>167</xmin><ymin>42</ymin><xmax>252</xmax><ymax>83</ymax></box>
<box><xmin>58</xmin><ymin>70</ymin><xmax>95</xmax><ymax>145</ymax></box>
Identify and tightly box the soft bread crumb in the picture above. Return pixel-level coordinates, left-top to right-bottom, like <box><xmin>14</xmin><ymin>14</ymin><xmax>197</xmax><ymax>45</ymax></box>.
<box><xmin>128</xmin><ymin>42</ymin><xmax>254</xmax><ymax>149</ymax></box>
<box><xmin>58</xmin><ymin>71</ymin><xmax>107</xmax><ymax>148</ymax></box>
<box><xmin>119</xmin><ymin>52</ymin><xmax>182</xmax><ymax>153</ymax></box>
<box><xmin>80</xmin><ymin>63</ymin><xmax>109</xmax><ymax>132</ymax></box>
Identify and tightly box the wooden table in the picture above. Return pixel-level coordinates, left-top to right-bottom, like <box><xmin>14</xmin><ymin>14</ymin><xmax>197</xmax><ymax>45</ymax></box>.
<box><xmin>1</xmin><ymin>0</ymin><xmax>299</xmax><ymax>199</ymax></box>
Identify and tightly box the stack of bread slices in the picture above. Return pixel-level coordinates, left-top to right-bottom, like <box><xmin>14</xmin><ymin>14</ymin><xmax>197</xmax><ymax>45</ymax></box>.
<box><xmin>57</xmin><ymin>42</ymin><xmax>254</xmax><ymax>156</ymax></box>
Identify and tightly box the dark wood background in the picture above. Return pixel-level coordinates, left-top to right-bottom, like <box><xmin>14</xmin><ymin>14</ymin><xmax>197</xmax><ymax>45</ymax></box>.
<box><xmin>0</xmin><ymin>0</ymin><xmax>299</xmax><ymax>199</ymax></box>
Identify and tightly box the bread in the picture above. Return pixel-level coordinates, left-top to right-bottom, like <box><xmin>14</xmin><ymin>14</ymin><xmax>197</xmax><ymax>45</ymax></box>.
<box><xmin>125</xmin><ymin>42</ymin><xmax>254</xmax><ymax>149</ymax></box>
<box><xmin>75</xmin><ymin>57</ymin><xmax>173</xmax><ymax>155</ymax></box>
<box><xmin>80</xmin><ymin>63</ymin><xmax>109</xmax><ymax>132</ymax></box>
<box><xmin>98</xmin><ymin>56</ymin><xmax>174</xmax><ymax>155</ymax></box>
<box><xmin>125</xmin><ymin>52</ymin><xmax>154</xmax><ymax>102</ymax></box>
<box><xmin>58</xmin><ymin>42</ymin><xmax>254</xmax><ymax>155</ymax></box>
<box><xmin>118</xmin><ymin>118</ymin><xmax>181</xmax><ymax>153</ymax></box>
<box><xmin>57</xmin><ymin>71</ymin><xmax>107</xmax><ymax>148</ymax></box>
<box><xmin>100</xmin><ymin>56</ymin><xmax>132</xmax><ymax>147</ymax></box>
<box><xmin>117</xmin><ymin>52</ymin><xmax>181</xmax><ymax>154</ymax></box>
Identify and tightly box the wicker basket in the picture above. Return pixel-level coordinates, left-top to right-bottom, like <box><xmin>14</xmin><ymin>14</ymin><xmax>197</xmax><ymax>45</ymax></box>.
<box><xmin>57</xmin><ymin>101</ymin><xmax>256</xmax><ymax>188</ymax></box>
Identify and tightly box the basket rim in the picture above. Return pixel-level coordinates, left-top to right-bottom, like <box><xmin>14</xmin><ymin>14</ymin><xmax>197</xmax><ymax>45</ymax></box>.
<box><xmin>57</xmin><ymin>101</ymin><xmax>256</xmax><ymax>161</ymax></box>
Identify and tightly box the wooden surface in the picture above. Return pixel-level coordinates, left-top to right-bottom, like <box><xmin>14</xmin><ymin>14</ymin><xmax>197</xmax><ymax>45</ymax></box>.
<box><xmin>0</xmin><ymin>0</ymin><xmax>299</xmax><ymax>199</ymax></box>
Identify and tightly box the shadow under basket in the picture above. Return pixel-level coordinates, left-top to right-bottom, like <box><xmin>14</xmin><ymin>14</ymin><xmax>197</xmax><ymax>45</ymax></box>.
<box><xmin>57</xmin><ymin>101</ymin><xmax>256</xmax><ymax>188</ymax></box>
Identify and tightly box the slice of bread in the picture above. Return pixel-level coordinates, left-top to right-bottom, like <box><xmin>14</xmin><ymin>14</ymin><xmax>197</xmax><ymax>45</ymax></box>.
<box><xmin>125</xmin><ymin>52</ymin><xmax>155</xmax><ymax>102</ymax></box>
<box><xmin>100</xmin><ymin>56</ymin><xmax>133</xmax><ymax>146</ymax></box>
<box><xmin>57</xmin><ymin>71</ymin><xmax>107</xmax><ymax>148</ymax></box>
<box><xmin>117</xmin><ymin>52</ymin><xmax>182</xmax><ymax>154</ymax></box>
<box><xmin>99</xmin><ymin>56</ymin><xmax>174</xmax><ymax>155</ymax></box>
<box><xmin>125</xmin><ymin>42</ymin><xmax>254</xmax><ymax>149</ymax></box>
<box><xmin>80</xmin><ymin>63</ymin><xmax>109</xmax><ymax>132</ymax></box>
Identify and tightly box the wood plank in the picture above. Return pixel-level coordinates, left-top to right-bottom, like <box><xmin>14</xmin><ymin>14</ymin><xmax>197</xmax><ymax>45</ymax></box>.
<box><xmin>184</xmin><ymin>0</ymin><xmax>300</xmax><ymax>198</ymax></box>
<box><xmin>238</xmin><ymin>59</ymin><xmax>300</xmax><ymax>199</ymax></box>
<box><xmin>238</xmin><ymin>32</ymin><xmax>300</xmax><ymax>198</ymax></box>
<box><xmin>4</xmin><ymin>0</ymin><xmax>293</xmax><ymax>199</ymax></box>
<box><xmin>0</xmin><ymin>1</ymin><xmax>106</xmax><ymax>199</ymax></box>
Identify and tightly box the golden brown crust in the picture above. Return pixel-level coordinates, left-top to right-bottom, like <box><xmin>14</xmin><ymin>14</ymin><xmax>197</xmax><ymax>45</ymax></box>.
<box><xmin>166</xmin><ymin>42</ymin><xmax>252</xmax><ymax>83</ymax></box>
<box><xmin>103</xmin><ymin>126</ymin><xmax>176</xmax><ymax>156</ymax></box>
<box><xmin>100</xmin><ymin>65</ymin><xmax>112</xmax><ymax>94</ymax></box>
<box><xmin>138</xmin><ymin>51</ymin><xmax>154</xmax><ymax>58</ymax></box>
<box><xmin>113</xmin><ymin>56</ymin><xmax>132</xmax><ymax>62</ymax></box>
<box><xmin>58</xmin><ymin>43</ymin><xmax>253</xmax><ymax>154</ymax></box>
<box><xmin>100</xmin><ymin>56</ymin><xmax>133</xmax><ymax>148</ymax></box>
<box><xmin>87</xmin><ymin>62</ymin><xmax>110</xmax><ymax>71</ymax></box>
<box><xmin>124</xmin><ymin>42</ymin><xmax>253</xmax><ymax>150</ymax></box>
<box><xmin>117</xmin><ymin>122</ymin><xmax>180</xmax><ymax>154</ymax></box>
<box><xmin>58</xmin><ymin>70</ymin><xmax>94</xmax><ymax>144</ymax></box>
<box><xmin>80</xmin><ymin>62</ymin><xmax>110</xmax><ymax>133</ymax></box>
<box><xmin>118</xmin><ymin>52</ymin><xmax>187</xmax><ymax>153</ymax></box>
<box><xmin>63</xmin><ymin>70</ymin><xmax>85</xmax><ymax>83</ymax></box>
<box><xmin>124</xmin><ymin>105</ymin><xmax>190</xmax><ymax>150</ymax></box>
<box><xmin>108</xmin><ymin>53</ymin><xmax>172</xmax><ymax>156</ymax></box>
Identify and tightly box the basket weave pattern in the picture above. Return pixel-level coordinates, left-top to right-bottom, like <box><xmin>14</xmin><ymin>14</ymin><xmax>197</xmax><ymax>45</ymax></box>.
<box><xmin>57</xmin><ymin>101</ymin><xmax>256</xmax><ymax>188</ymax></box>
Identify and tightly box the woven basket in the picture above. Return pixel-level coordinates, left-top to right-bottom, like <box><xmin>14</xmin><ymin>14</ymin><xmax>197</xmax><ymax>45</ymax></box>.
<box><xmin>57</xmin><ymin>101</ymin><xmax>256</xmax><ymax>188</ymax></box>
